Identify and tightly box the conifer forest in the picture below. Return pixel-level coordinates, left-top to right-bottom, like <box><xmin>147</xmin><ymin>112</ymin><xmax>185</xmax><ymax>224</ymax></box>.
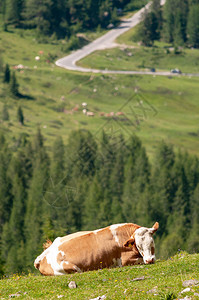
<box><xmin>0</xmin><ymin>128</ymin><xmax>199</xmax><ymax>275</ymax></box>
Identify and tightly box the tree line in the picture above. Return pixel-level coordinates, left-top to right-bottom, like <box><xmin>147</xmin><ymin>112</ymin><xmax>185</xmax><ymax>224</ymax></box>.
<box><xmin>0</xmin><ymin>0</ymin><xmax>147</xmax><ymax>39</ymax></box>
<box><xmin>139</xmin><ymin>0</ymin><xmax>199</xmax><ymax>48</ymax></box>
<box><xmin>0</xmin><ymin>128</ymin><xmax>199</xmax><ymax>275</ymax></box>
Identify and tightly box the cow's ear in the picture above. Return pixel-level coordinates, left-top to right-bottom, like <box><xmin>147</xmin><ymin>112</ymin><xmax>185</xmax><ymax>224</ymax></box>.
<box><xmin>150</xmin><ymin>222</ymin><xmax>159</xmax><ymax>234</ymax></box>
<box><xmin>123</xmin><ymin>237</ymin><xmax>135</xmax><ymax>248</ymax></box>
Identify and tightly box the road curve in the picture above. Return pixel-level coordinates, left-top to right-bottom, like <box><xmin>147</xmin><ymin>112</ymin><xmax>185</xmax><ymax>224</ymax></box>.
<box><xmin>55</xmin><ymin>0</ymin><xmax>198</xmax><ymax>77</ymax></box>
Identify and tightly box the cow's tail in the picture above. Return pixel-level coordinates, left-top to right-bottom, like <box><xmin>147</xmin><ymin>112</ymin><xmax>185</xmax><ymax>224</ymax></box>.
<box><xmin>43</xmin><ymin>239</ymin><xmax>53</xmax><ymax>250</ymax></box>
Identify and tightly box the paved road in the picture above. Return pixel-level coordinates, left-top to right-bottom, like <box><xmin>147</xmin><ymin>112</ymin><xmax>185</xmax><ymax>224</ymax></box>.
<box><xmin>55</xmin><ymin>0</ymin><xmax>198</xmax><ymax>77</ymax></box>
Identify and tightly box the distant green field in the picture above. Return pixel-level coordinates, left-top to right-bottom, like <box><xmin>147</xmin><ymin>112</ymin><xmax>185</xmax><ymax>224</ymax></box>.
<box><xmin>0</xmin><ymin>27</ymin><xmax>199</xmax><ymax>158</ymax></box>
<box><xmin>78</xmin><ymin>45</ymin><xmax>199</xmax><ymax>73</ymax></box>
<box><xmin>0</xmin><ymin>252</ymin><xmax>199</xmax><ymax>299</ymax></box>
<box><xmin>78</xmin><ymin>22</ymin><xmax>199</xmax><ymax>74</ymax></box>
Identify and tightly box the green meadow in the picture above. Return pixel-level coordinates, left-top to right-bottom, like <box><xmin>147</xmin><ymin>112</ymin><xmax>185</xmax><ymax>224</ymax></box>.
<box><xmin>0</xmin><ymin>25</ymin><xmax>199</xmax><ymax>158</ymax></box>
<box><xmin>78</xmin><ymin>23</ymin><xmax>199</xmax><ymax>74</ymax></box>
<box><xmin>78</xmin><ymin>45</ymin><xmax>199</xmax><ymax>73</ymax></box>
<box><xmin>0</xmin><ymin>252</ymin><xmax>199</xmax><ymax>299</ymax></box>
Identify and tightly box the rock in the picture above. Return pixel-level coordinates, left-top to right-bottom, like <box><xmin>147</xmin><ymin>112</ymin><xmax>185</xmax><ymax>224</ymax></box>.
<box><xmin>131</xmin><ymin>276</ymin><xmax>146</xmax><ymax>282</ymax></box>
<box><xmin>57</xmin><ymin>296</ymin><xmax>64</xmax><ymax>298</ymax></box>
<box><xmin>89</xmin><ymin>296</ymin><xmax>106</xmax><ymax>300</ymax></box>
<box><xmin>180</xmin><ymin>288</ymin><xmax>191</xmax><ymax>294</ymax></box>
<box><xmin>68</xmin><ymin>281</ymin><xmax>77</xmax><ymax>289</ymax></box>
<box><xmin>147</xmin><ymin>286</ymin><xmax>158</xmax><ymax>294</ymax></box>
<box><xmin>182</xmin><ymin>279</ymin><xmax>199</xmax><ymax>287</ymax></box>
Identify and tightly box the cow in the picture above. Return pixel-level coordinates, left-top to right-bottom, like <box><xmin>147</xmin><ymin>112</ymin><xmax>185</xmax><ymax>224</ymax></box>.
<box><xmin>34</xmin><ymin>222</ymin><xmax>159</xmax><ymax>276</ymax></box>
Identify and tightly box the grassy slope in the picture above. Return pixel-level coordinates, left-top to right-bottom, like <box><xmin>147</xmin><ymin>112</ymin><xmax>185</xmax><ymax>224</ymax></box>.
<box><xmin>77</xmin><ymin>46</ymin><xmax>199</xmax><ymax>73</ymax></box>
<box><xmin>0</xmin><ymin>27</ymin><xmax>199</xmax><ymax>158</ymax></box>
<box><xmin>78</xmin><ymin>23</ymin><xmax>199</xmax><ymax>74</ymax></box>
<box><xmin>0</xmin><ymin>252</ymin><xmax>199</xmax><ymax>299</ymax></box>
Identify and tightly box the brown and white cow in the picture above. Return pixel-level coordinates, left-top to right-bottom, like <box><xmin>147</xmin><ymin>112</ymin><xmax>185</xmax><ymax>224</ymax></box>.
<box><xmin>34</xmin><ymin>222</ymin><xmax>159</xmax><ymax>275</ymax></box>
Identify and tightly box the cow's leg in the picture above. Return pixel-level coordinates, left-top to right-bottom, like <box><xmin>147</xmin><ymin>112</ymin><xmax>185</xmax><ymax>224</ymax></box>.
<box><xmin>122</xmin><ymin>252</ymin><xmax>144</xmax><ymax>266</ymax></box>
<box><xmin>61</xmin><ymin>262</ymin><xmax>82</xmax><ymax>274</ymax></box>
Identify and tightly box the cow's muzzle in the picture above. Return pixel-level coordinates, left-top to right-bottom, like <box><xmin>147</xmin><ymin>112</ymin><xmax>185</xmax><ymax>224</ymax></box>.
<box><xmin>34</xmin><ymin>261</ymin><xmax>40</xmax><ymax>269</ymax></box>
<box><xmin>145</xmin><ymin>257</ymin><xmax>155</xmax><ymax>264</ymax></box>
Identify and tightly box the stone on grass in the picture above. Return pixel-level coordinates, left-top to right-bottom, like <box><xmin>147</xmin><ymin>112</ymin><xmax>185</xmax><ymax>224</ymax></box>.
<box><xmin>131</xmin><ymin>276</ymin><xmax>148</xmax><ymax>282</ymax></box>
<box><xmin>180</xmin><ymin>288</ymin><xmax>191</xmax><ymax>294</ymax></box>
<box><xmin>182</xmin><ymin>279</ymin><xmax>199</xmax><ymax>287</ymax></box>
<box><xmin>89</xmin><ymin>296</ymin><xmax>106</xmax><ymax>300</ymax></box>
<box><xmin>68</xmin><ymin>281</ymin><xmax>77</xmax><ymax>289</ymax></box>
<box><xmin>147</xmin><ymin>286</ymin><xmax>158</xmax><ymax>295</ymax></box>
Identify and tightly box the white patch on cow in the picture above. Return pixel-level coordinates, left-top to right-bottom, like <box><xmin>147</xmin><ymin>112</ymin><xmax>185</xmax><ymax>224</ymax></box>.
<box><xmin>134</xmin><ymin>227</ymin><xmax>156</xmax><ymax>264</ymax></box>
<box><xmin>34</xmin><ymin>241</ymin><xmax>54</xmax><ymax>267</ymax></box>
<box><xmin>110</xmin><ymin>224</ymin><xmax>126</xmax><ymax>246</ymax></box>
<box><xmin>45</xmin><ymin>237</ymin><xmax>66</xmax><ymax>275</ymax></box>
<box><xmin>112</xmin><ymin>257</ymin><xmax>122</xmax><ymax>268</ymax></box>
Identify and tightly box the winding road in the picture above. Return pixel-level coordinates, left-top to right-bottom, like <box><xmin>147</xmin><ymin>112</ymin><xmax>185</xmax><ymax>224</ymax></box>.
<box><xmin>55</xmin><ymin>0</ymin><xmax>198</xmax><ymax>77</ymax></box>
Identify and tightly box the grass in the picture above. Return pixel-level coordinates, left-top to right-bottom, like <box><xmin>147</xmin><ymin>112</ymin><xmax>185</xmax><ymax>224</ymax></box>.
<box><xmin>0</xmin><ymin>25</ymin><xmax>199</xmax><ymax>158</ymax></box>
<box><xmin>78</xmin><ymin>22</ymin><xmax>199</xmax><ymax>74</ymax></box>
<box><xmin>0</xmin><ymin>252</ymin><xmax>199</xmax><ymax>299</ymax></box>
<box><xmin>78</xmin><ymin>46</ymin><xmax>199</xmax><ymax>73</ymax></box>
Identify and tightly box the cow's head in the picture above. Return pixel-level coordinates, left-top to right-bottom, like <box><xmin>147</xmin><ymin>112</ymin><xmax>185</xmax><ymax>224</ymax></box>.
<box><xmin>123</xmin><ymin>222</ymin><xmax>159</xmax><ymax>264</ymax></box>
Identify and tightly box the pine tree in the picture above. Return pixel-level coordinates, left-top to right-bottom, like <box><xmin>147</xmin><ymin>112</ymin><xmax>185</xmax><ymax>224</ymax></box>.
<box><xmin>0</xmin><ymin>146</ymin><xmax>12</xmax><ymax>234</ymax></box>
<box><xmin>10</xmin><ymin>72</ymin><xmax>19</xmax><ymax>97</ymax></box>
<box><xmin>109</xmin><ymin>135</ymin><xmax>126</xmax><ymax>223</ymax></box>
<box><xmin>24</xmin><ymin>161</ymin><xmax>48</xmax><ymax>269</ymax></box>
<box><xmin>163</xmin><ymin>0</ymin><xmax>175</xmax><ymax>42</ymax></box>
<box><xmin>187</xmin><ymin>183</ymin><xmax>199</xmax><ymax>253</ymax></box>
<box><xmin>163</xmin><ymin>0</ymin><xmax>188</xmax><ymax>45</ymax></box>
<box><xmin>5</xmin><ymin>0</ymin><xmax>24</xmax><ymax>26</ymax></box>
<box><xmin>151</xmin><ymin>0</ymin><xmax>163</xmax><ymax>39</ymax></box>
<box><xmin>122</xmin><ymin>155</ymin><xmax>137</xmax><ymax>222</ymax></box>
<box><xmin>47</xmin><ymin>136</ymin><xmax>67</xmax><ymax>234</ymax></box>
<box><xmin>187</xmin><ymin>4</ymin><xmax>199</xmax><ymax>48</ymax></box>
<box><xmin>2</xmin><ymin>173</ymin><xmax>26</xmax><ymax>274</ymax></box>
<box><xmin>17</xmin><ymin>106</ymin><xmax>24</xmax><ymax>125</ymax></box>
<box><xmin>174</xmin><ymin>11</ymin><xmax>185</xmax><ymax>46</ymax></box>
<box><xmin>66</xmin><ymin>130</ymin><xmax>97</xmax><ymax>181</ymax></box>
<box><xmin>3</xmin><ymin>64</ymin><xmax>10</xmax><ymax>83</ymax></box>
<box><xmin>2</xmin><ymin>104</ymin><xmax>9</xmax><ymax>121</ymax></box>
<box><xmin>83</xmin><ymin>175</ymin><xmax>103</xmax><ymax>230</ymax></box>
<box><xmin>24</xmin><ymin>129</ymin><xmax>49</xmax><ymax>269</ymax></box>
<box><xmin>149</xmin><ymin>142</ymin><xmax>175</xmax><ymax>235</ymax></box>
<box><xmin>139</xmin><ymin>9</ymin><xmax>159</xmax><ymax>46</ymax></box>
<box><xmin>0</xmin><ymin>55</ymin><xmax>3</xmax><ymax>73</ymax></box>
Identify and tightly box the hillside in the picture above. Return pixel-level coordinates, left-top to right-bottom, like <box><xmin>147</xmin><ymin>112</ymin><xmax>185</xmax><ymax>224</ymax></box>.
<box><xmin>0</xmin><ymin>0</ymin><xmax>199</xmax><ymax>281</ymax></box>
<box><xmin>0</xmin><ymin>27</ymin><xmax>199</xmax><ymax>157</ymax></box>
<box><xmin>0</xmin><ymin>252</ymin><xmax>199</xmax><ymax>299</ymax></box>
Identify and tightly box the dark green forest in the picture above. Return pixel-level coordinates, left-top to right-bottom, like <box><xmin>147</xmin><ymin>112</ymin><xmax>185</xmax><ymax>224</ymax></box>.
<box><xmin>0</xmin><ymin>128</ymin><xmax>199</xmax><ymax>275</ymax></box>
<box><xmin>0</xmin><ymin>0</ymin><xmax>147</xmax><ymax>38</ymax></box>
<box><xmin>139</xmin><ymin>0</ymin><xmax>199</xmax><ymax>47</ymax></box>
<box><xmin>1</xmin><ymin>0</ymin><xmax>199</xmax><ymax>48</ymax></box>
